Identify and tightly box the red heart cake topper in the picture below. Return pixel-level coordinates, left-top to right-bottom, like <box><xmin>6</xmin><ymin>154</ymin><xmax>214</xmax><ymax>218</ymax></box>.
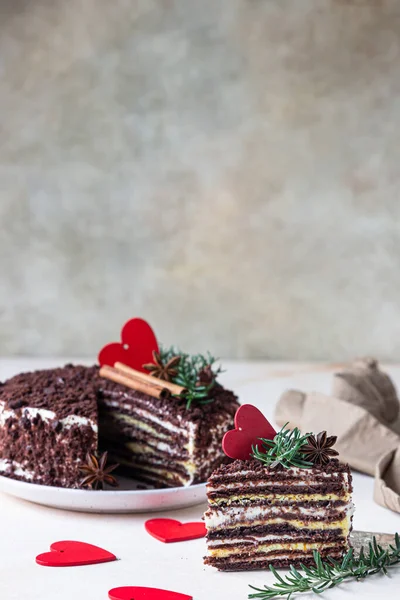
<box><xmin>109</xmin><ymin>587</ymin><xmax>192</xmax><ymax>600</ymax></box>
<box><xmin>36</xmin><ymin>541</ymin><xmax>117</xmax><ymax>567</ymax></box>
<box><xmin>98</xmin><ymin>318</ymin><xmax>159</xmax><ymax>372</ymax></box>
<box><xmin>145</xmin><ymin>518</ymin><xmax>206</xmax><ymax>543</ymax></box>
<box><xmin>222</xmin><ymin>404</ymin><xmax>277</xmax><ymax>461</ymax></box>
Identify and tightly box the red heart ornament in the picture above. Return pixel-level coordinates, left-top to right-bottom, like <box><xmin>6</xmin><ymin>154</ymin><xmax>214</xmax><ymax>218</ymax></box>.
<box><xmin>98</xmin><ymin>318</ymin><xmax>159</xmax><ymax>372</ymax></box>
<box><xmin>222</xmin><ymin>404</ymin><xmax>277</xmax><ymax>460</ymax></box>
<box><xmin>109</xmin><ymin>588</ymin><xmax>192</xmax><ymax>600</ymax></box>
<box><xmin>145</xmin><ymin>518</ymin><xmax>206</xmax><ymax>543</ymax></box>
<box><xmin>36</xmin><ymin>541</ymin><xmax>117</xmax><ymax>567</ymax></box>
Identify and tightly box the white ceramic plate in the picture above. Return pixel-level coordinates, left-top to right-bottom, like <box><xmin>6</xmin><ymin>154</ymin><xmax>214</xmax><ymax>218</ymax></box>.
<box><xmin>0</xmin><ymin>474</ymin><xmax>207</xmax><ymax>513</ymax></box>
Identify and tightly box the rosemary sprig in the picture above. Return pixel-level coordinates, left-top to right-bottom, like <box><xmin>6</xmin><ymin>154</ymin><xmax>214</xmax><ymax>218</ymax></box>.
<box><xmin>251</xmin><ymin>423</ymin><xmax>314</xmax><ymax>469</ymax></box>
<box><xmin>160</xmin><ymin>346</ymin><xmax>222</xmax><ymax>409</ymax></box>
<box><xmin>248</xmin><ymin>534</ymin><xmax>400</xmax><ymax>599</ymax></box>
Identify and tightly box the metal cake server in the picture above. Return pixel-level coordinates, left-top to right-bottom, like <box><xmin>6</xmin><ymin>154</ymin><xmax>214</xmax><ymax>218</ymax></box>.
<box><xmin>350</xmin><ymin>530</ymin><xmax>397</xmax><ymax>555</ymax></box>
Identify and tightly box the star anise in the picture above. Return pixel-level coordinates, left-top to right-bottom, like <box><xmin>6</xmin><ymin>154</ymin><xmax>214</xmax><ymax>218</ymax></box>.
<box><xmin>79</xmin><ymin>451</ymin><xmax>119</xmax><ymax>490</ymax></box>
<box><xmin>301</xmin><ymin>431</ymin><xmax>339</xmax><ymax>466</ymax></box>
<box><xmin>143</xmin><ymin>351</ymin><xmax>181</xmax><ymax>382</ymax></box>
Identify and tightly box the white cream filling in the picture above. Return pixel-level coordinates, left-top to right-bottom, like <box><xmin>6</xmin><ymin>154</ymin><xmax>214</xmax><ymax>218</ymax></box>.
<box><xmin>347</xmin><ymin>502</ymin><xmax>356</xmax><ymax>518</ymax></box>
<box><xmin>102</xmin><ymin>399</ymin><xmax>190</xmax><ymax>437</ymax></box>
<box><xmin>208</xmin><ymin>534</ymin><xmax>310</xmax><ymax>547</ymax></box>
<box><xmin>0</xmin><ymin>458</ymin><xmax>80</xmax><ymax>488</ymax></box>
<box><xmin>0</xmin><ymin>458</ymin><xmax>36</xmax><ymax>481</ymax></box>
<box><xmin>0</xmin><ymin>401</ymin><xmax>97</xmax><ymax>432</ymax></box>
<box><xmin>208</xmin><ymin>530</ymin><xmax>349</xmax><ymax>547</ymax></box>
<box><xmin>210</xmin><ymin>504</ymin><xmax>346</xmax><ymax>519</ymax></box>
<box><xmin>204</xmin><ymin>503</ymin><xmax>352</xmax><ymax>530</ymax></box>
<box><xmin>186</xmin><ymin>422</ymin><xmax>196</xmax><ymax>455</ymax></box>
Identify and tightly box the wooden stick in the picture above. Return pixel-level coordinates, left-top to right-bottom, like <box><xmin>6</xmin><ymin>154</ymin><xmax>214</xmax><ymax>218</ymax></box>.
<box><xmin>99</xmin><ymin>365</ymin><xmax>171</xmax><ymax>400</ymax></box>
<box><xmin>114</xmin><ymin>362</ymin><xmax>186</xmax><ymax>396</ymax></box>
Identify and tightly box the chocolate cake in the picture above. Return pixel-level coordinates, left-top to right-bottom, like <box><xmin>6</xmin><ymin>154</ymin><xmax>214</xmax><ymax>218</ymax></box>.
<box><xmin>0</xmin><ymin>364</ymin><xmax>239</xmax><ymax>489</ymax></box>
<box><xmin>203</xmin><ymin>459</ymin><xmax>354</xmax><ymax>571</ymax></box>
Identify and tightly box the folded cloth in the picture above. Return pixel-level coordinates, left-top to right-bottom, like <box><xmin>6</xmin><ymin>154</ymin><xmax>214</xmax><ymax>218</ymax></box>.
<box><xmin>332</xmin><ymin>357</ymin><xmax>399</xmax><ymax>426</ymax></box>
<box><xmin>275</xmin><ymin>359</ymin><xmax>400</xmax><ymax>514</ymax></box>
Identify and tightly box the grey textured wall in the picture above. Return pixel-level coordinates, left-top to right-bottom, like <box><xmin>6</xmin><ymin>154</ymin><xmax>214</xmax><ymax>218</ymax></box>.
<box><xmin>1</xmin><ymin>0</ymin><xmax>400</xmax><ymax>360</ymax></box>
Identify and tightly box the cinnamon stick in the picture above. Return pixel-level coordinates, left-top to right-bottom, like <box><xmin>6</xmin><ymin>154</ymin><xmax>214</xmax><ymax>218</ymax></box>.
<box><xmin>114</xmin><ymin>362</ymin><xmax>186</xmax><ymax>396</ymax></box>
<box><xmin>99</xmin><ymin>365</ymin><xmax>171</xmax><ymax>400</ymax></box>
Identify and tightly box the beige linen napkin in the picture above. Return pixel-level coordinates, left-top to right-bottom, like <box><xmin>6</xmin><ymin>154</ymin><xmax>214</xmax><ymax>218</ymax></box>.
<box><xmin>275</xmin><ymin>359</ymin><xmax>400</xmax><ymax>514</ymax></box>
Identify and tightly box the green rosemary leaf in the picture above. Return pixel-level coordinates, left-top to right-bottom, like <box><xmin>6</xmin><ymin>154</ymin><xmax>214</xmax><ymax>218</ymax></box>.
<box><xmin>341</xmin><ymin>549</ymin><xmax>353</xmax><ymax>570</ymax></box>
<box><xmin>269</xmin><ymin>566</ymin><xmax>286</xmax><ymax>585</ymax></box>
<box><xmin>251</xmin><ymin>424</ymin><xmax>313</xmax><ymax>470</ymax></box>
<box><xmin>248</xmin><ymin>534</ymin><xmax>400</xmax><ymax>599</ymax></box>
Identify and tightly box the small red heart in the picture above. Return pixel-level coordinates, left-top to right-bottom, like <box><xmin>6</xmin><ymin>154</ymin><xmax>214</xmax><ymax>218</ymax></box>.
<box><xmin>222</xmin><ymin>404</ymin><xmax>276</xmax><ymax>461</ymax></box>
<box><xmin>109</xmin><ymin>587</ymin><xmax>192</xmax><ymax>600</ymax></box>
<box><xmin>36</xmin><ymin>541</ymin><xmax>117</xmax><ymax>567</ymax></box>
<box><xmin>98</xmin><ymin>318</ymin><xmax>159</xmax><ymax>372</ymax></box>
<box><xmin>145</xmin><ymin>518</ymin><xmax>206</xmax><ymax>543</ymax></box>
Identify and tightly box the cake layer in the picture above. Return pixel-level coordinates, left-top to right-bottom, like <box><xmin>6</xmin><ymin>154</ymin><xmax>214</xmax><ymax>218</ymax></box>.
<box><xmin>208</xmin><ymin>494</ymin><xmax>349</xmax><ymax>507</ymax></box>
<box><xmin>208</xmin><ymin>463</ymin><xmax>351</xmax><ymax>492</ymax></box>
<box><xmin>207</xmin><ymin>523</ymin><xmax>344</xmax><ymax>540</ymax></box>
<box><xmin>207</xmin><ymin>539</ymin><xmax>347</xmax><ymax>559</ymax></box>
<box><xmin>207</xmin><ymin>533</ymin><xmax>345</xmax><ymax>547</ymax></box>
<box><xmin>205</xmin><ymin>550</ymin><xmax>346</xmax><ymax>571</ymax></box>
<box><xmin>208</xmin><ymin>485</ymin><xmax>349</xmax><ymax>497</ymax></box>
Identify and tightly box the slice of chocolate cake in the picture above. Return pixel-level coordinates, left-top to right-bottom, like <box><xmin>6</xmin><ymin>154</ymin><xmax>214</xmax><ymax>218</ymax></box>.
<box><xmin>0</xmin><ymin>362</ymin><xmax>238</xmax><ymax>489</ymax></box>
<box><xmin>204</xmin><ymin>415</ymin><xmax>354</xmax><ymax>571</ymax></box>
<box><xmin>204</xmin><ymin>459</ymin><xmax>353</xmax><ymax>571</ymax></box>
<box><xmin>0</xmin><ymin>365</ymin><xmax>98</xmax><ymax>487</ymax></box>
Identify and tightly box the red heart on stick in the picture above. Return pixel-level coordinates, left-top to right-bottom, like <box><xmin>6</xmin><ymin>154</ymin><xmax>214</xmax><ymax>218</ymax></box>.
<box><xmin>145</xmin><ymin>518</ymin><xmax>206</xmax><ymax>543</ymax></box>
<box><xmin>109</xmin><ymin>587</ymin><xmax>192</xmax><ymax>600</ymax></box>
<box><xmin>98</xmin><ymin>318</ymin><xmax>159</xmax><ymax>372</ymax></box>
<box><xmin>222</xmin><ymin>404</ymin><xmax>277</xmax><ymax>461</ymax></box>
<box><xmin>36</xmin><ymin>541</ymin><xmax>117</xmax><ymax>567</ymax></box>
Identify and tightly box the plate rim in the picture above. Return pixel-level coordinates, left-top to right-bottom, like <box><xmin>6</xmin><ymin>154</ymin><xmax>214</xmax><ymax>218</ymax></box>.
<box><xmin>0</xmin><ymin>473</ymin><xmax>207</xmax><ymax>496</ymax></box>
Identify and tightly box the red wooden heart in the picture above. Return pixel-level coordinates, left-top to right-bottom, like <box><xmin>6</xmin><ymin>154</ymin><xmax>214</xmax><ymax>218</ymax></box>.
<box><xmin>98</xmin><ymin>318</ymin><xmax>159</xmax><ymax>372</ymax></box>
<box><xmin>36</xmin><ymin>541</ymin><xmax>117</xmax><ymax>567</ymax></box>
<box><xmin>222</xmin><ymin>404</ymin><xmax>276</xmax><ymax>460</ymax></box>
<box><xmin>109</xmin><ymin>587</ymin><xmax>192</xmax><ymax>600</ymax></box>
<box><xmin>145</xmin><ymin>518</ymin><xmax>206</xmax><ymax>543</ymax></box>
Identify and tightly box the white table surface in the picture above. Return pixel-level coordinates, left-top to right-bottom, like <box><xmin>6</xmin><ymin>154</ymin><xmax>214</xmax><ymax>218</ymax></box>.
<box><xmin>1</xmin><ymin>358</ymin><xmax>399</xmax><ymax>600</ymax></box>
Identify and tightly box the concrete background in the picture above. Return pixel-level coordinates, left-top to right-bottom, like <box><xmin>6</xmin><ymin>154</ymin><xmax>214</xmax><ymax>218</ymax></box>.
<box><xmin>1</xmin><ymin>0</ymin><xmax>400</xmax><ymax>359</ymax></box>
